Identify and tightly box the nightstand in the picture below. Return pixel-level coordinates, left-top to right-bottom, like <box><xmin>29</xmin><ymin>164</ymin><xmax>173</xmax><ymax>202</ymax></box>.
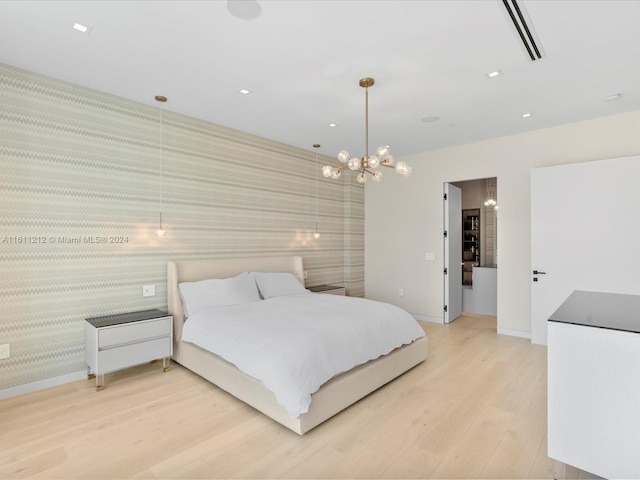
<box><xmin>308</xmin><ymin>284</ymin><xmax>346</xmax><ymax>296</ymax></box>
<box><xmin>85</xmin><ymin>309</ymin><xmax>173</xmax><ymax>391</ymax></box>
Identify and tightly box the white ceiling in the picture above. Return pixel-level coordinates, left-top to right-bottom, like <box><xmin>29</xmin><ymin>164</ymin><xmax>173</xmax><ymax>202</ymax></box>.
<box><xmin>1</xmin><ymin>0</ymin><xmax>639</xmax><ymax>159</ymax></box>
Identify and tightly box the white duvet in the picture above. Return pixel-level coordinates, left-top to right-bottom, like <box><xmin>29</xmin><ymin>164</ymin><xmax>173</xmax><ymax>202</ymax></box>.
<box><xmin>180</xmin><ymin>292</ymin><xmax>425</xmax><ymax>418</ymax></box>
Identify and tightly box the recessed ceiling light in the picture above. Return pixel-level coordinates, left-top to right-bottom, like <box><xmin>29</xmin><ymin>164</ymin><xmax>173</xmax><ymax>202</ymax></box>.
<box><xmin>328</xmin><ymin>123</ymin><xmax>337</xmax><ymax>128</ymax></box>
<box><xmin>487</xmin><ymin>70</ymin><xmax>502</xmax><ymax>78</ymax></box>
<box><xmin>604</xmin><ymin>93</ymin><xmax>621</xmax><ymax>102</ymax></box>
<box><xmin>72</xmin><ymin>22</ymin><xmax>89</xmax><ymax>33</ymax></box>
<box><xmin>421</xmin><ymin>115</ymin><xmax>440</xmax><ymax>123</ymax></box>
<box><xmin>522</xmin><ymin>113</ymin><xmax>532</xmax><ymax>118</ymax></box>
<box><xmin>227</xmin><ymin>0</ymin><xmax>262</xmax><ymax>20</ymax></box>
<box><xmin>239</xmin><ymin>89</ymin><xmax>251</xmax><ymax>95</ymax></box>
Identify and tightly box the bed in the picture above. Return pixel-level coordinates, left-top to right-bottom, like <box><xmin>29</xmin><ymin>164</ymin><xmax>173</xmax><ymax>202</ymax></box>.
<box><xmin>167</xmin><ymin>255</ymin><xmax>428</xmax><ymax>434</ymax></box>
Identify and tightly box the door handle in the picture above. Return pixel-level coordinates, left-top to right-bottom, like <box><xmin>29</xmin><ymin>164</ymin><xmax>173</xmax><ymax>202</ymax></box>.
<box><xmin>532</xmin><ymin>270</ymin><xmax>546</xmax><ymax>275</ymax></box>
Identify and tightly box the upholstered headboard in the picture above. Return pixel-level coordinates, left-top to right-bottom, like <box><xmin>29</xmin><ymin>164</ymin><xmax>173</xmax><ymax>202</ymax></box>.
<box><xmin>167</xmin><ymin>256</ymin><xmax>304</xmax><ymax>356</ymax></box>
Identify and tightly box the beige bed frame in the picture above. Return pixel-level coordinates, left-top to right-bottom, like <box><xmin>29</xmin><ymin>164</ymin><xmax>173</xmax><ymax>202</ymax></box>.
<box><xmin>167</xmin><ymin>255</ymin><xmax>428</xmax><ymax>435</ymax></box>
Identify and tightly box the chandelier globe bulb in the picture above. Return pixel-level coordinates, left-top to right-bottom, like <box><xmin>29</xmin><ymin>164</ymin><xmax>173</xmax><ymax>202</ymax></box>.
<box><xmin>337</xmin><ymin>150</ymin><xmax>350</xmax><ymax>163</ymax></box>
<box><xmin>395</xmin><ymin>161</ymin><xmax>412</xmax><ymax>177</ymax></box>
<box><xmin>376</xmin><ymin>146</ymin><xmax>390</xmax><ymax>157</ymax></box>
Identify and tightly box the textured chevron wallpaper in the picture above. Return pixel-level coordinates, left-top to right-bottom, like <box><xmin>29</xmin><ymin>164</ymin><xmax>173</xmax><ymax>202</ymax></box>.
<box><xmin>0</xmin><ymin>63</ymin><xmax>364</xmax><ymax>391</ymax></box>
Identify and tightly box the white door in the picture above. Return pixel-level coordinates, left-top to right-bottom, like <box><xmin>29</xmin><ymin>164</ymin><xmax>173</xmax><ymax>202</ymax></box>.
<box><xmin>444</xmin><ymin>183</ymin><xmax>462</xmax><ymax>323</ymax></box>
<box><xmin>531</xmin><ymin>155</ymin><xmax>640</xmax><ymax>344</ymax></box>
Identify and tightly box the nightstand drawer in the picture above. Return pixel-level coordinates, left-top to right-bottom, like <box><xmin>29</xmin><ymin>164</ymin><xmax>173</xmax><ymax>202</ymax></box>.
<box><xmin>98</xmin><ymin>317</ymin><xmax>171</xmax><ymax>348</ymax></box>
<box><xmin>98</xmin><ymin>337</ymin><xmax>171</xmax><ymax>374</ymax></box>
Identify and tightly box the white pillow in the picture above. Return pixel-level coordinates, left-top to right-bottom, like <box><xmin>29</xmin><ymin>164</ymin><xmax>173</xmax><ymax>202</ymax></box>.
<box><xmin>252</xmin><ymin>272</ymin><xmax>308</xmax><ymax>299</ymax></box>
<box><xmin>178</xmin><ymin>272</ymin><xmax>261</xmax><ymax>317</ymax></box>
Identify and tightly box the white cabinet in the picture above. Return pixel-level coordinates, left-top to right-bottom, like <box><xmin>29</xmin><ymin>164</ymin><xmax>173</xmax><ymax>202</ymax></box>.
<box><xmin>85</xmin><ymin>309</ymin><xmax>172</xmax><ymax>390</ymax></box>
<box><xmin>548</xmin><ymin>291</ymin><xmax>640</xmax><ymax>479</ymax></box>
<box><xmin>472</xmin><ymin>267</ymin><xmax>497</xmax><ymax>316</ymax></box>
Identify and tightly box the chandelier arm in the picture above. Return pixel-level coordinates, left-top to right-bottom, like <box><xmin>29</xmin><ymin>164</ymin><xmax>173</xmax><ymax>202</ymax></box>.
<box><xmin>379</xmin><ymin>163</ymin><xmax>397</xmax><ymax>169</ymax></box>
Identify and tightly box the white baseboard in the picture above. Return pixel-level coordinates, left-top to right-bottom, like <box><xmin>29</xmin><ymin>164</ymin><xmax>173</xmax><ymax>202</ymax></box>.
<box><xmin>0</xmin><ymin>370</ymin><xmax>86</xmax><ymax>401</ymax></box>
<box><xmin>497</xmin><ymin>327</ymin><xmax>531</xmax><ymax>339</ymax></box>
<box><xmin>412</xmin><ymin>313</ymin><xmax>443</xmax><ymax>324</ymax></box>
<box><xmin>411</xmin><ymin>313</ymin><xmax>530</xmax><ymax>339</ymax></box>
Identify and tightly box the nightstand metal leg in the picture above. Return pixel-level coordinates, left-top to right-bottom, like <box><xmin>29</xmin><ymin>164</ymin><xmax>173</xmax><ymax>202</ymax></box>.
<box><xmin>96</xmin><ymin>374</ymin><xmax>104</xmax><ymax>391</ymax></box>
<box><xmin>87</xmin><ymin>366</ymin><xmax>95</xmax><ymax>380</ymax></box>
<box><xmin>163</xmin><ymin>357</ymin><xmax>171</xmax><ymax>372</ymax></box>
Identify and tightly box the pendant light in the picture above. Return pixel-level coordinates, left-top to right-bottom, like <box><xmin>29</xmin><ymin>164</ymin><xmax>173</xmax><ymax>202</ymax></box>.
<box><xmin>484</xmin><ymin>177</ymin><xmax>498</xmax><ymax>209</ymax></box>
<box><xmin>313</xmin><ymin>144</ymin><xmax>320</xmax><ymax>240</ymax></box>
<box><xmin>155</xmin><ymin>95</ymin><xmax>167</xmax><ymax>237</ymax></box>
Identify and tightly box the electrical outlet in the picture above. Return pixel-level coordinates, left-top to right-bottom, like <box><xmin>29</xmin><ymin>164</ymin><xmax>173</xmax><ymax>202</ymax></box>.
<box><xmin>0</xmin><ymin>343</ymin><xmax>10</xmax><ymax>360</ymax></box>
<box><xmin>142</xmin><ymin>285</ymin><xmax>156</xmax><ymax>297</ymax></box>
<box><xmin>304</xmin><ymin>271</ymin><xmax>308</xmax><ymax>279</ymax></box>
<box><xmin>399</xmin><ymin>288</ymin><xmax>404</xmax><ymax>297</ymax></box>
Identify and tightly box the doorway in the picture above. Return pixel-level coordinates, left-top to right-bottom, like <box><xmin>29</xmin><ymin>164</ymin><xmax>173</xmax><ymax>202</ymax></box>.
<box><xmin>444</xmin><ymin>177</ymin><xmax>498</xmax><ymax>323</ymax></box>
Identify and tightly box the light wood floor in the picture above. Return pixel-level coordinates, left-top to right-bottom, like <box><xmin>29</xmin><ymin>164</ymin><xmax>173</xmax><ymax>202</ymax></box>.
<box><xmin>0</xmin><ymin>314</ymin><xmax>554</xmax><ymax>479</ymax></box>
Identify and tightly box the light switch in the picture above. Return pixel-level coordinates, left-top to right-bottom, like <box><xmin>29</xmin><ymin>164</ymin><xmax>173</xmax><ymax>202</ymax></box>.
<box><xmin>425</xmin><ymin>252</ymin><xmax>436</xmax><ymax>261</ymax></box>
<box><xmin>142</xmin><ymin>285</ymin><xmax>156</xmax><ymax>297</ymax></box>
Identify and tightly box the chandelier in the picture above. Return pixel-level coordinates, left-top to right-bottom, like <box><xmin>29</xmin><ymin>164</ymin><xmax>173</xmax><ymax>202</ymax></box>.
<box><xmin>322</xmin><ymin>77</ymin><xmax>412</xmax><ymax>184</ymax></box>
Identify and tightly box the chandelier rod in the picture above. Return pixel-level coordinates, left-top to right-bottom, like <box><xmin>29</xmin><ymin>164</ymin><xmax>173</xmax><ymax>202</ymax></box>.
<box><xmin>360</xmin><ymin>77</ymin><xmax>374</xmax><ymax>163</ymax></box>
<box><xmin>364</xmin><ymin>83</ymin><xmax>369</xmax><ymax>160</ymax></box>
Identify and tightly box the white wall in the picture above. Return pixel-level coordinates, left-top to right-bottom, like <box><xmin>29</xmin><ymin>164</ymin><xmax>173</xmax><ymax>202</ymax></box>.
<box><xmin>365</xmin><ymin>109</ymin><xmax>640</xmax><ymax>335</ymax></box>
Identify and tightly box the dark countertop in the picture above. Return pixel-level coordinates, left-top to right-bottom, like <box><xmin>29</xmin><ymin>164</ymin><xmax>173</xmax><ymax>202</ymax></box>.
<box><xmin>86</xmin><ymin>309</ymin><xmax>169</xmax><ymax>328</ymax></box>
<box><xmin>307</xmin><ymin>284</ymin><xmax>344</xmax><ymax>293</ymax></box>
<box><xmin>549</xmin><ymin>290</ymin><xmax>640</xmax><ymax>334</ymax></box>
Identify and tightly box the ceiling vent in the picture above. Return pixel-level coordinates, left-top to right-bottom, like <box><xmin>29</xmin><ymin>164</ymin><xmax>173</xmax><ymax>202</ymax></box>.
<box><xmin>502</xmin><ymin>0</ymin><xmax>543</xmax><ymax>61</ymax></box>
